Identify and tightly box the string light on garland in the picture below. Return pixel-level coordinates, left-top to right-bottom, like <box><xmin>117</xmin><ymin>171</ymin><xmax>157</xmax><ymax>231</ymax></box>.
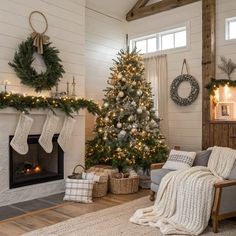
<box><xmin>0</xmin><ymin>92</ymin><xmax>100</xmax><ymax>116</ymax></box>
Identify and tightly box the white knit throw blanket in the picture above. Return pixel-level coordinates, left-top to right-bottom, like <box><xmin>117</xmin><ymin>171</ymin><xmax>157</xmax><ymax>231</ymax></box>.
<box><xmin>130</xmin><ymin>146</ymin><xmax>236</xmax><ymax>235</ymax></box>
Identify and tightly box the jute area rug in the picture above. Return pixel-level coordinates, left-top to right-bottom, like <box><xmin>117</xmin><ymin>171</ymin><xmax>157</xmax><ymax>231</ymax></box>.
<box><xmin>23</xmin><ymin>196</ymin><xmax>236</xmax><ymax>236</ymax></box>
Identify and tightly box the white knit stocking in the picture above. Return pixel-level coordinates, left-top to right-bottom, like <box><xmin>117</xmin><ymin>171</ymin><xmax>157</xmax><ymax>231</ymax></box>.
<box><xmin>39</xmin><ymin>112</ymin><xmax>59</xmax><ymax>153</ymax></box>
<box><xmin>10</xmin><ymin>114</ymin><xmax>34</xmax><ymax>155</ymax></box>
<box><xmin>58</xmin><ymin>116</ymin><xmax>76</xmax><ymax>152</ymax></box>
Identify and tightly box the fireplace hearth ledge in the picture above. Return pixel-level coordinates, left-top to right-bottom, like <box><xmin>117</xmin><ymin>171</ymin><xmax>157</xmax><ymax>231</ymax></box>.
<box><xmin>0</xmin><ymin>108</ymin><xmax>85</xmax><ymax>207</ymax></box>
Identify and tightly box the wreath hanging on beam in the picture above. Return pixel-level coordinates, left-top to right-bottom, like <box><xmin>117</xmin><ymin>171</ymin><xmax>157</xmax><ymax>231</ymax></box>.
<box><xmin>9</xmin><ymin>11</ymin><xmax>65</xmax><ymax>92</ymax></box>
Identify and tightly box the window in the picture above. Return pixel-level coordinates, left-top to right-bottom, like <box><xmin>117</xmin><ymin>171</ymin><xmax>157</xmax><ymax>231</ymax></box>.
<box><xmin>226</xmin><ymin>17</ymin><xmax>236</xmax><ymax>40</ymax></box>
<box><xmin>131</xmin><ymin>26</ymin><xmax>187</xmax><ymax>54</ymax></box>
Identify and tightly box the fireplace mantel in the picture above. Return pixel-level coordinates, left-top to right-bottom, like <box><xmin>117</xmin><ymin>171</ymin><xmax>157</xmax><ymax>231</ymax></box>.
<box><xmin>0</xmin><ymin>107</ymin><xmax>85</xmax><ymax>206</ymax></box>
<box><xmin>0</xmin><ymin>107</ymin><xmax>85</xmax><ymax>116</ymax></box>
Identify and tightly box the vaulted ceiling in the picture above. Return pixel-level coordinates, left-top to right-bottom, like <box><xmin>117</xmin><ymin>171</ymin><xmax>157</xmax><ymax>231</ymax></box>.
<box><xmin>86</xmin><ymin>0</ymin><xmax>162</xmax><ymax>20</ymax></box>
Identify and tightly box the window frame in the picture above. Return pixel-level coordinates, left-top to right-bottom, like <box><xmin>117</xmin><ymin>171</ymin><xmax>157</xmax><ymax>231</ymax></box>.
<box><xmin>130</xmin><ymin>24</ymin><xmax>189</xmax><ymax>54</ymax></box>
<box><xmin>225</xmin><ymin>17</ymin><xmax>236</xmax><ymax>41</ymax></box>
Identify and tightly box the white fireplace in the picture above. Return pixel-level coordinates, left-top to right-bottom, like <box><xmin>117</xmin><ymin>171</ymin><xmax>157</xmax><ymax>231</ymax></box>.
<box><xmin>0</xmin><ymin>108</ymin><xmax>85</xmax><ymax>207</ymax></box>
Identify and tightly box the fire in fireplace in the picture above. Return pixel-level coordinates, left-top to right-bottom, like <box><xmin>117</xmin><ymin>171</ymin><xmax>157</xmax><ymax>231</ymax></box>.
<box><xmin>9</xmin><ymin>134</ymin><xmax>64</xmax><ymax>189</ymax></box>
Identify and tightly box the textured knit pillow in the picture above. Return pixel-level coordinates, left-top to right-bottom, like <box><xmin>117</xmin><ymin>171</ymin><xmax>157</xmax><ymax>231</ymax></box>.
<box><xmin>82</xmin><ymin>172</ymin><xmax>100</xmax><ymax>182</ymax></box>
<box><xmin>63</xmin><ymin>178</ymin><xmax>94</xmax><ymax>203</ymax></box>
<box><xmin>163</xmin><ymin>149</ymin><xmax>196</xmax><ymax>170</ymax></box>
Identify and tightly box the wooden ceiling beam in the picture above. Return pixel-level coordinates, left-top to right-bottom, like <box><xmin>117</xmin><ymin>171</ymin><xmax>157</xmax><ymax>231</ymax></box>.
<box><xmin>126</xmin><ymin>0</ymin><xmax>200</xmax><ymax>21</ymax></box>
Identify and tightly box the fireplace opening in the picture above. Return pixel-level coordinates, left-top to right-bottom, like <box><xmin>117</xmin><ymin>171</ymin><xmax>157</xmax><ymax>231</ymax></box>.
<box><xmin>9</xmin><ymin>134</ymin><xmax>64</xmax><ymax>189</ymax></box>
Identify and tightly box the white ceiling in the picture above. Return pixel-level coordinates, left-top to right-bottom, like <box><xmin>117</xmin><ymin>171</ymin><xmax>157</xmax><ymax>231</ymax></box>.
<box><xmin>86</xmin><ymin>0</ymin><xmax>138</xmax><ymax>20</ymax></box>
<box><xmin>86</xmin><ymin>0</ymin><xmax>164</xmax><ymax>20</ymax></box>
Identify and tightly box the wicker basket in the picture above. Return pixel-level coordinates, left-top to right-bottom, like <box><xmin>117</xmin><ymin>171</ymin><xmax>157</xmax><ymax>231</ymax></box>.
<box><xmin>68</xmin><ymin>164</ymin><xmax>108</xmax><ymax>198</ymax></box>
<box><xmin>109</xmin><ymin>176</ymin><xmax>139</xmax><ymax>194</ymax></box>
<box><xmin>93</xmin><ymin>178</ymin><xmax>108</xmax><ymax>198</ymax></box>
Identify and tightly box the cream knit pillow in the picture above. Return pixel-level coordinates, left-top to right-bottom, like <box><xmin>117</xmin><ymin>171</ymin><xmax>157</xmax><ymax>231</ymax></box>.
<box><xmin>162</xmin><ymin>149</ymin><xmax>196</xmax><ymax>170</ymax></box>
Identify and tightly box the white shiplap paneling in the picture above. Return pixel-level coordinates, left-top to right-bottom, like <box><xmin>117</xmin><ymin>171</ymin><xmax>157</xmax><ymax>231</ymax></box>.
<box><xmin>127</xmin><ymin>1</ymin><xmax>202</xmax><ymax>151</ymax></box>
<box><xmin>85</xmin><ymin>7</ymin><xmax>125</xmax><ymax>140</ymax></box>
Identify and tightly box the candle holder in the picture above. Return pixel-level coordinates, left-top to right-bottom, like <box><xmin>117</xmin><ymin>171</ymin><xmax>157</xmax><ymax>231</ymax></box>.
<box><xmin>66</xmin><ymin>81</ymin><xmax>70</xmax><ymax>96</ymax></box>
<box><xmin>71</xmin><ymin>76</ymin><xmax>76</xmax><ymax>97</ymax></box>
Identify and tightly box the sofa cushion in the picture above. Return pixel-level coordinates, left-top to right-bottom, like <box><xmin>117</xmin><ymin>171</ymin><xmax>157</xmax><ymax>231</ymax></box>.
<box><xmin>193</xmin><ymin>150</ymin><xmax>212</xmax><ymax>167</ymax></box>
<box><xmin>151</xmin><ymin>168</ymin><xmax>173</xmax><ymax>185</ymax></box>
<box><xmin>228</xmin><ymin>161</ymin><xmax>236</xmax><ymax>180</ymax></box>
<box><xmin>163</xmin><ymin>149</ymin><xmax>196</xmax><ymax>170</ymax></box>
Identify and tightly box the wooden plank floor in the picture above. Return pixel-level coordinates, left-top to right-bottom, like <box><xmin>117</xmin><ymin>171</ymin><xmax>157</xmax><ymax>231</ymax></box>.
<box><xmin>0</xmin><ymin>190</ymin><xmax>149</xmax><ymax>236</ymax></box>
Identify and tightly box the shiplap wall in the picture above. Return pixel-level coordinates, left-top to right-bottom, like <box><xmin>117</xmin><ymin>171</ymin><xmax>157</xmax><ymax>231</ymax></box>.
<box><xmin>127</xmin><ymin>0</ymin><xmax>236</xmax><ymax>151</ymax></box>
<box><xmin>127</xmin><ymin>1</ymin><xmax>202</xmax><ymax>151</ymax></box>
<box><xmin>216</xmin><ymin>0</ymin><xmax>236</xmax><ymax>80</ymax></box>
<box><xmin>85</xmin><ymin>7</ymin><xmax>125</xmax><ymax>140</ymax></box>
<box><xmin>0</xmin><ymin>0</ymin><xmax>85</xmax><ymax>97</ymax></box>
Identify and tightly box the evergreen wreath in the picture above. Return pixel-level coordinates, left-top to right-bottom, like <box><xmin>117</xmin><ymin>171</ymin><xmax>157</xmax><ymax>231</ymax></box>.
<box><xmin>9</xmin><ymin>37</ymin><xmax>65</xmax><ymax>92</ymax></box>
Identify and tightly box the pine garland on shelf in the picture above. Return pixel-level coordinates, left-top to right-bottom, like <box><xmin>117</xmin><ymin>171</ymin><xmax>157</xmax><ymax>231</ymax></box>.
<box><xmin>206</xmin><ymin>57</ymin><xmax>236</xmax><ymax>95</ymax></box>
<box><xmin>0</xmin><ymin>92</ymin><xmax>100</xmax><ymax>116</ymax></box>
<box><xmin>206</xmin><ymin>78</ymin><xmax>236</xmax><ymax>96</ymax></box>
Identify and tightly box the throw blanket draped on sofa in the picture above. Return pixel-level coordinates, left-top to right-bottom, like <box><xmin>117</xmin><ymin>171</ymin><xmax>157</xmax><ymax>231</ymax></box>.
<box><xmin>130</xmin><ymin>147</ymin><xmax>236</xmax><ymax>235</ymax></box>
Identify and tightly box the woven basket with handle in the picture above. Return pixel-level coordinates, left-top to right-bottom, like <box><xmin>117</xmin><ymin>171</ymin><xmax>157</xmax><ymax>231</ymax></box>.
<box><xmin>109</xmin><ymin>175</ymin><xmax>139</xmax><ymax>194</ymax></box>
<box><xmin>68</xmin><ymin>164</ymin><xmax>108</xmax><ymax>198</ymax></box>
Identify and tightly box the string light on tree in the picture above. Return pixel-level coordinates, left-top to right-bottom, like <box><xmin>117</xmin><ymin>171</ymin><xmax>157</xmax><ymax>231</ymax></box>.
<box><xmin>86</xmin><ymin>48</ymin><xmax>168</xmax><ymax>173</ymax></box>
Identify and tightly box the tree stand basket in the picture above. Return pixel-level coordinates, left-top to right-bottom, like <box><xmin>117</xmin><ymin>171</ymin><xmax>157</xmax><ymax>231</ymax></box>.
<box><xmin>109</xmin><ymin>176</ymin><xmax>139</xmax><ymax>194</ymax></box>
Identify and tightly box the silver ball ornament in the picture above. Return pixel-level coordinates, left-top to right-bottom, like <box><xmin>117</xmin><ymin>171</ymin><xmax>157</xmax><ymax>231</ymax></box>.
<box><xmin>118</xmin><ymin>91</ymin><xmax>124</xmax><ymax>98</ymax></box>
<box><xmin>131</xmin><ymin>101</ymin><xmax>136</xmax><ymax>106</ymax></box>
<box><xmin>137</xmin><ymin>90</ymin><xmax>143</xmax><ymax>96</ymax></box>
<box><xmin>137</xmin><ymin>108</ymin><xmax>143</xmax><ymax>114</ymax></box>
<box><xmin>117</xmin><ymin>122</ymin><xmax>122</xmax><ymax>128</ymax></box>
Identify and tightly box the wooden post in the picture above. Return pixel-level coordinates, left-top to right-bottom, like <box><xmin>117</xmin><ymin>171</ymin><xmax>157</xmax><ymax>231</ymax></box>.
<box><xmin>202</xmin><ymin>0</ymin><xmax>216</xmax><ymax>150</ymax></box>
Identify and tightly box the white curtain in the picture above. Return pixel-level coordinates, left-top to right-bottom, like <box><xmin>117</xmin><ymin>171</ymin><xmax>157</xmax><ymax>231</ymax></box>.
<box><xmin>144</xmin><ymin>55</ymin><xmax>169</xmax><ymax>142</ymax></box>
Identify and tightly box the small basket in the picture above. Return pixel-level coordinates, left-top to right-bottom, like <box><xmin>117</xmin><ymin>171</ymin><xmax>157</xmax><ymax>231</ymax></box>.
<box><xmin>109</xmin><ymin>176</ymin><xmax>139</xmax><ymax>194</ymax></box>
<box><xmin>92</xmin><ymin>178</ymin><xmax>108</xmax><ymax>198</ymax></box>
<box><xmin>68</xmin><ymin>164</ymin><xmax>108</xmax><ymax>198</ymax></box>
<box><xmin>68</xmin><ymin>164</ymin><xmax>85</xmax><ymax>179</ymax></box>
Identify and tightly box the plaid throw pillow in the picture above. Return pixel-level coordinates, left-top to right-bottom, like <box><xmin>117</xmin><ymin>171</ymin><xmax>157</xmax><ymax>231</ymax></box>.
<box><xmin>163</xmin><ymin>150</ymin><xmax>196</xmax><ymax>170</ymax></box>
<box><xmin>63</xmin><ymin>178</ymin><xmax>94</xmax><ymax>203</ymax></box>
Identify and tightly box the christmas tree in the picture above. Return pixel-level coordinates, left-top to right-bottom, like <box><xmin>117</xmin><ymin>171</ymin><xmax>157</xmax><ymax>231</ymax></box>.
<box><xmin>86</xmin><ymin>48</ymin><xmax>168</xmax><ymax>174</ymax></box>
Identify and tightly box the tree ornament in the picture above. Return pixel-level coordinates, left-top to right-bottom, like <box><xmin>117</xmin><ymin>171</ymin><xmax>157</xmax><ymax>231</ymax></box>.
<box><xmin>122</xmin><ymin>77</ymin><xmax>126</xmax><ymax>82</ymax></box>
<box><xmin>128</xmin><ymin>115</ymin><xmax>134</xmax><ymax>122</ymax></box>
<box><xmin>117</xmin><ymin>122</ymin><xmax>122</xmax><ymax>128</ymax></box>
<box><xmin>137</xmin><ymin>107</ymin><xmax>143</xmax><ymax>114</ymax></box>
<box><xmin>137</xmin><ymin>90</ymin><xmax>143</xmax><ymax>96</ymax></box>
<box><xmin>118</xmin><ymin>130</ymin><xmax>126</xmax><ymax>139</ymax></box>
<box><xmin>103</xmin><ymin>102</ymin><xmax>109</xmax><ymax>108</ymax></box>
<box><xmin>118</xmin><ymin>91</ymin><xmax>124</xmax><ymax>98</ymax></box>
<box><xmin>98</xmin><ymin>128</ymin><xmax>103</xmax><ymax>133</ymax></box>
<box><xmin>117</xmin><ymin>73</ymin><xmax>122</xmax><ymax>79</ymax></box>
<box><xmin>132</xmin><ymin>81</ymin><xmax>136</xmax><ymax>86</ymax></box>
<box><xmin>132</xmin><ymin>123</ymin><xmax>138</xmax><ymax>128</ymax></box>
<box><xmin>131</xmin><ymin>101</ymin><xmax>136</xmax><ymax>106</ymax></box>
<box><xmin>104</xmin><ymin>117</ymin><xmax>110</xmax><ymax>122</ymax></box>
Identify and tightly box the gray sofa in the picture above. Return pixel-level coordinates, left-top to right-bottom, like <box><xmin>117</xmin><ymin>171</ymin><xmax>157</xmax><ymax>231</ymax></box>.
<box><xmin>150</xmin><ymin>150</ymin><xmax>236</xmax><ymax>233</ymax></box>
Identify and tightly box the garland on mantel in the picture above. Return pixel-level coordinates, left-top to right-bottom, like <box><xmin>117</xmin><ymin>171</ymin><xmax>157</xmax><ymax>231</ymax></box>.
<box><xmin>0</xmin><ymin>92</ymin><xmax>100</xmax><ymax>116</ymax></box>
<box><xmin>206</xmin><ymin>78</ymin><xmax>236</xmax><ymax>95</ymax></box>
